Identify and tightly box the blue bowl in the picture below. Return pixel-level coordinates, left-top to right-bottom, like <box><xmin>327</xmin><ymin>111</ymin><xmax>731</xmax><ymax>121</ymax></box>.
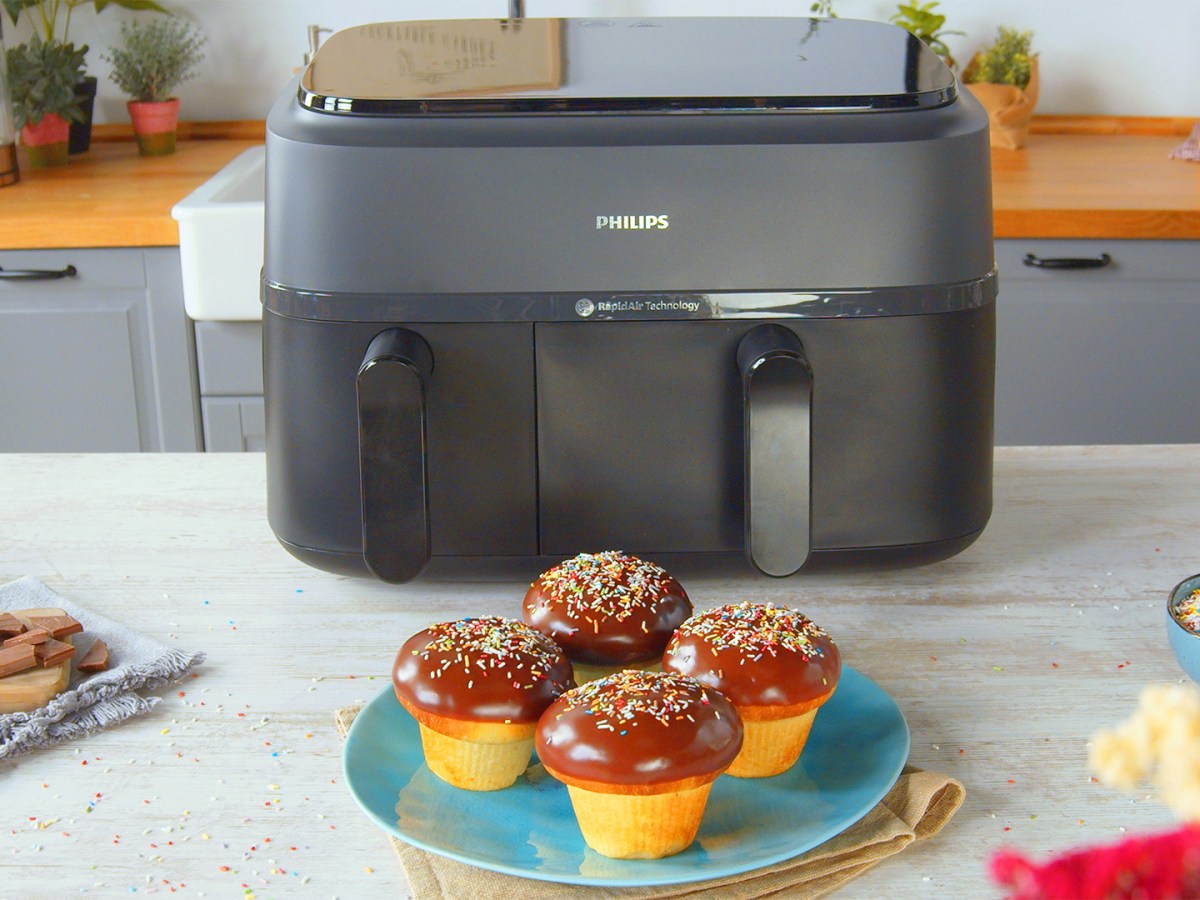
<box><xmin>1167</xmin><ymin>573</ymin><xmax>1200</xmax><ymax>682</ymax></box>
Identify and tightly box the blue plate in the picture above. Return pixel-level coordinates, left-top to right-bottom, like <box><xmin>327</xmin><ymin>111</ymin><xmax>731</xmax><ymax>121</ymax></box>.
<box><xmin>343</xmin><ymin>666</ymin><xmax>909</xmax><ymax>886</ymax></box>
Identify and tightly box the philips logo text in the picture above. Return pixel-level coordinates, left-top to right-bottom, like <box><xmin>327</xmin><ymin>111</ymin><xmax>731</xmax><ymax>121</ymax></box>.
<box><xmin>595</xmin><ymin>215</ymin><xmax>669</xmax><ymax>231</ymax></box>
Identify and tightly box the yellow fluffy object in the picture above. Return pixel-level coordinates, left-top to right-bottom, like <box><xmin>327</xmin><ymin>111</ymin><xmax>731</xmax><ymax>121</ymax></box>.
<box><xmin>1089</xmin><ymin>683</ymin><xmax>1200</xmax><ymax>821</ymax></box>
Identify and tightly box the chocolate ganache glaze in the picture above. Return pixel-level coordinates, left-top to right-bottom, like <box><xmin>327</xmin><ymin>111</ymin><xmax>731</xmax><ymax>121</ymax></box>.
<box><xmin>663</xmin><ymin>602</ymin><xmax>841</xmax><ymax>709</ymax></box>
<box><xmin>535</xmin><ymin>670</ymin><xmax>742</xmax><ymax>787</ymax></box>
<box><xmin>523</xmin><ymin>551</ymin><xmax>692</xmax><ymax>665</ymax></box>
<box><xmin>393</xmin><ymin>616</ymin><xmax>574</xmax><ymax>723</ymax></box>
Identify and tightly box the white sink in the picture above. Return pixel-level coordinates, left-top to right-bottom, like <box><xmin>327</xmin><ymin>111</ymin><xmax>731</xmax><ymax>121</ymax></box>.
<box><xmin>172</xmin><ymin>146</ymin><xmax>265</xmax><ymax>321</ymax></box>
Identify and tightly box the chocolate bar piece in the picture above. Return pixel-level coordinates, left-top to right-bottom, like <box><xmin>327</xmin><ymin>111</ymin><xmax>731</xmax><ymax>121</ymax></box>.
<box><xmin>34</xmin><ymin>639</ymin><xmax>76</xmax><ymax>668</ymax></box>
<box><xmin>0</xmin><ymin>613</ymin><xmax>25</xmax><ymax>640</ymax></box>
<box><xmin>28</xmin><ymin>615</ymin><xmax>83</xmax><ymax>640</ymax></box>
<box><xmin>0</xmin><ymin>643</ymin><xmax>37</xmax><ymax>677</ymax></box>
<box><xmin>3</xmin><ymin>627</ymin><xmax>50</xmax><ymax>647</ymax></box>
<box><xmin>76</xmin><ymin>639</ymin><xmax>110</xmax><ymax>673</ymax></box>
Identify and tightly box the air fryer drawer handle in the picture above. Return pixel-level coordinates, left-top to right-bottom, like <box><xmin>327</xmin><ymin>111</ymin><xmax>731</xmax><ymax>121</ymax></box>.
<box><xmin>737</xmin><ymin>325</ymin><xmax>812</xmax><ymax>578</ymax></box>
<box><xmin>0</xmin><ymin>264</ymin><xmax>78</xmax><ymax>281</ymax></box>
<box><xmin>357</xmin><ymin>329</ymin><xmax>434</xmax><ymax>583</ymax></box>
<box><xmin>1022</xmin><ymin>252</ymin><xmax>1112</xmax><ymax>270</ymax></box>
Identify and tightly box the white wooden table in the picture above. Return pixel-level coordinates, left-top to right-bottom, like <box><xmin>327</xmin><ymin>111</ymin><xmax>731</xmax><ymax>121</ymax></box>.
<box><xmin>1</xmin><ymin>447</ymin><xmax>1196</xmax><ymax>898</ymax></box>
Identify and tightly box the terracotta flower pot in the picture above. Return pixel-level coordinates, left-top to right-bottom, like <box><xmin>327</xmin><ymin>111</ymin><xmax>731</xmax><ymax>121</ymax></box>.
<box><xmin>127</xmin><ymin>98</ymin><xmax>180</xmax><ymax>157</ymax></box>
<box><xmin>20</xmin><ymin>112</ymin><xmax>71</xmax><ymax>168</ymax></box>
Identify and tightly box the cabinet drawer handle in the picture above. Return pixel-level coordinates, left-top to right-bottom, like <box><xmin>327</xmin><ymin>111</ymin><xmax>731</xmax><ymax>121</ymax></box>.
<box><xmin>0</xmin><ymin>264</ymin><xmax>78</xmax><ymax>281</ymax></box>
<box><xmin>1022</xmin><ymin>252</ymin><xmax>1112</xmax><ymax>270</ymax></box>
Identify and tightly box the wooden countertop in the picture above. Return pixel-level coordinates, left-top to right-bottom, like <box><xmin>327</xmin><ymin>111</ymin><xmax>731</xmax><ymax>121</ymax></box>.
<box><xmin>1</xmin><ymin>118</ymin><xmax>1197</xmax><ymax>248</ymax></box>
<box><xmin>1</xmin><ymin>446</ymin><xmax>1197</xmax><ymax>896</ymax></box>
<box><xmin>993</xmin><ymin>131</ymin><xmax>1200</xmax><ymax>240</ymax></box>
<box><xmin>0</xmin><ymin>135</ymin><xmax>260</xmax><ymax>250</ymax></box>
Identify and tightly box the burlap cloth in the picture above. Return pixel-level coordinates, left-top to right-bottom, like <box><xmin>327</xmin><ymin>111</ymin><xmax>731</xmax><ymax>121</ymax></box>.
<box><xmin>335</xmin><ymin>705</ymin><xmax>964</xmax><ymax>899</ymax></box>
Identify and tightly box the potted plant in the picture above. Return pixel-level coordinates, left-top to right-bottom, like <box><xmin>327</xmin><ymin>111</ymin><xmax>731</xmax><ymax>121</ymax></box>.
<box><xmin>2</xmin><ymin>0</ymin><xmax>167</xmax><ymax>153</ymax></box>
<box><xmin>5</xmin><ymin>32</ymin><xmax>85</xmax><ymax>166</ymax></box>
<box><xmin>962</xmin><ymin>27</ymin><xmax>1038</xmax><ymax>150</ymax></box>
<box><xmin>890</xmin><ymin>2</ymin><xmax>962</xmax><ymax>70</ymax></box>
<box><xmin>102</xmin><ymin>17</ymin><xmax>204</xmax><ymax>156</ymax></box>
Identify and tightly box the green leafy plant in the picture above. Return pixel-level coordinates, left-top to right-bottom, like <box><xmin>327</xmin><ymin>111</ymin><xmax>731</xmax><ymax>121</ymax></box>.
<box><xmin>102</xmin><ymin>17</ymin><xmax>205</xmax><ymax>103</ymax></box>
<box><xmin>890</xmin><ymin>2</ymin><xmax>962</xmax><ymax>70</ymax></box>
<box><xmin>809</xmin><ymin>0</ymin><xmax>837</xmax><ymax>16</ymax></box>
<box><xmin>964</xmin><ymin>26</ymin><xmax>1035</xmax><ymax>89</ymax></box>
<box><xmin>2</xmin><ymin>0</ymin><xmax>167</xmax><ymax>43</ymax></box>
<box><xmin>5</xmin><ymin>32</ymin><xmax>87</xmax><ymax>128</ymax></box>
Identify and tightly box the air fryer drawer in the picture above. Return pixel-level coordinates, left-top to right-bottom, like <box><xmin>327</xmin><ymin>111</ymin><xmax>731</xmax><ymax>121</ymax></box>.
<box><xmin>264</xmin><ymin>313</ymin><xmax>538</xmax><ymax>566</ymax></box>
<box><xmin>535</xmin><ymin>311</ymin><xmax>995</xmax><ymax>560</ymax></box>
<box><xmin>536</xmin><ymin>321</ymin><xmax>745</xmax><ymax>554</ymax></box>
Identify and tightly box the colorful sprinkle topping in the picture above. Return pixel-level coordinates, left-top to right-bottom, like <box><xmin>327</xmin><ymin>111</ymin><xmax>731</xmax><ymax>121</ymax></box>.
<box><xmin>555</xmin><ymin>670</ymin><xmax>716</xmax><ymax>730</ymax></box>
<box><xmin>669</xmin><ymin>602</ymin><xmax>833</xmax><ymax>660</ymax></box>
<box><xmin>414</xmin><ymin>616</ymin><xmax>565</xmax><ymax>685</ymax></box>
<box><xmin>530</xmin><ymin>551</ymin><xmax>677</xmax><ymax>623</ymax></box>
<box><xmin>1175</xmin><ymin>590</ymin><xmax>1200</xmax><ymax>634</ymax></box>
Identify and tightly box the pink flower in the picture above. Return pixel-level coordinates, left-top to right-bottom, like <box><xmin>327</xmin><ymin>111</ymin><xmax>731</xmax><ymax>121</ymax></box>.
<box><xmin>990</xmin><ymin>824</ymin><xmax>1200</xmax><ymax>899</ymax></box>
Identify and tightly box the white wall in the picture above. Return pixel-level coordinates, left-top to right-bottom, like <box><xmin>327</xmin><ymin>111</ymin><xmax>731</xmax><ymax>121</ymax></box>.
<box><xmin>6</xmin><ymin>0</ymin><xmax>1196</xmax><ymax>124</ymax></box>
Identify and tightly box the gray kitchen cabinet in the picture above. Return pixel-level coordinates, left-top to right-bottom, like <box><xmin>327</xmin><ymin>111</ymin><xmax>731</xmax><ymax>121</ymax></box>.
<box><xmin>0</xmin><ymin>247</ymin><xmax>202</xmax><ymax>452</ymax></box>
<box><xmin>195</xmin><ymin>321</ymin><xmax>264</xmax><ymax>451</ymax></box>
<box><xmin>200</xmin><ymin>397</ymin><xmax>265</xmax><ymax>451</ymax></box>
<box><xmin>995</xmin><ymin>239</ymin><xmax>1200</xmax><ymax>445</ymax></box>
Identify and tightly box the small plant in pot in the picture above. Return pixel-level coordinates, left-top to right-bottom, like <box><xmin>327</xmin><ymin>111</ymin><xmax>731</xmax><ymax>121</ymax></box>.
<box><xmin>962</xmin><ymin>27</ymin><xmax>1038</xmax><ymax>150</ymax></box>
<box><xmin>5</xmin><ymin>32</ymin><xmax>86</xmax><ymax>166</ymax></box>
<box><xmin>3</xmin><ymin>0</ymin><xmax>169</xmax><ymax>153</ymax></box>
<box><xmin>103</xmin><ymin>17</ymin><xmax>204</xmax><ymax>156</ymax></box>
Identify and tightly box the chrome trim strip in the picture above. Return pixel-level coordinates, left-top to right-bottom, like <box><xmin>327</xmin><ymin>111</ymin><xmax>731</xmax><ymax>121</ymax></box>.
<box><xmin>262</xmin><ymin>271</ymin><xmax>997</xmax><ymax>323</ymax></box>
<box><xmin>297</xmin><ymin>87</ymin><xmax>958</xmax><ymax>116</ymax></box>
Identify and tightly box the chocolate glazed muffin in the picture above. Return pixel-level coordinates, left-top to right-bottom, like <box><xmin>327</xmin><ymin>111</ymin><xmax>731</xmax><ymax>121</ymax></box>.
<box><xmin>663</xmin><ymin>602</ymin><xmax>841</xmax><ymax>777</ymax></box>
<box><xmin>393</xmin><ymin>616</ymin><xmax>574</xmax><ymax>790</ymax></box>
<box><xmin>536</xmin><ymin>669</ymin><xmax>742</xmax><ymax>859</ymax></box>
<box><xmin>522</xmin><ymin>551</ymin><xmax>692</xmax><ymax>683</ymax></box>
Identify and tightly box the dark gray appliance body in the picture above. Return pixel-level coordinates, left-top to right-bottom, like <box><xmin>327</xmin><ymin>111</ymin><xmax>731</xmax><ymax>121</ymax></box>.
<box><xmin>262</xmin><ymin>17</ymin><xmax>997</xmax><ymax>582</ymax></box>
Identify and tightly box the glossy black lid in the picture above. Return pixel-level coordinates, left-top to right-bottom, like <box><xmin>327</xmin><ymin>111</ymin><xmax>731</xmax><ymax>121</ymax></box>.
<box><xmin>299</xmin><ymin>17</ymin><xmax>956</xmax><ymax>115</ymax></box>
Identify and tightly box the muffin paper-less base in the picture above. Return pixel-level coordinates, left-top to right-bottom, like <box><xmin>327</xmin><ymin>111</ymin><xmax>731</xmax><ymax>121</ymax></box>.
<box><xmin>416</xmin><ymin>721</ymin><xmax>534</xmax><ymax>791</ymax></box>
<box><xmin>727</xmin><ymin>708</ymin><xmax>819</xmax><ymax>778</ymax></box>
<box><xmin>565</xmin><ymin>781</ymin><xmax>715</xmax><ymax>859</ymax></box>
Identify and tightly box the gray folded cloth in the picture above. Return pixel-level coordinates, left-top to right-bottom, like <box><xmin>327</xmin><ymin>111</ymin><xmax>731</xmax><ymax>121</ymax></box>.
<box><xmin>0</xmin><ymin>576</ymin><xmax>205</xmax><ymax>761</ymax></box>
